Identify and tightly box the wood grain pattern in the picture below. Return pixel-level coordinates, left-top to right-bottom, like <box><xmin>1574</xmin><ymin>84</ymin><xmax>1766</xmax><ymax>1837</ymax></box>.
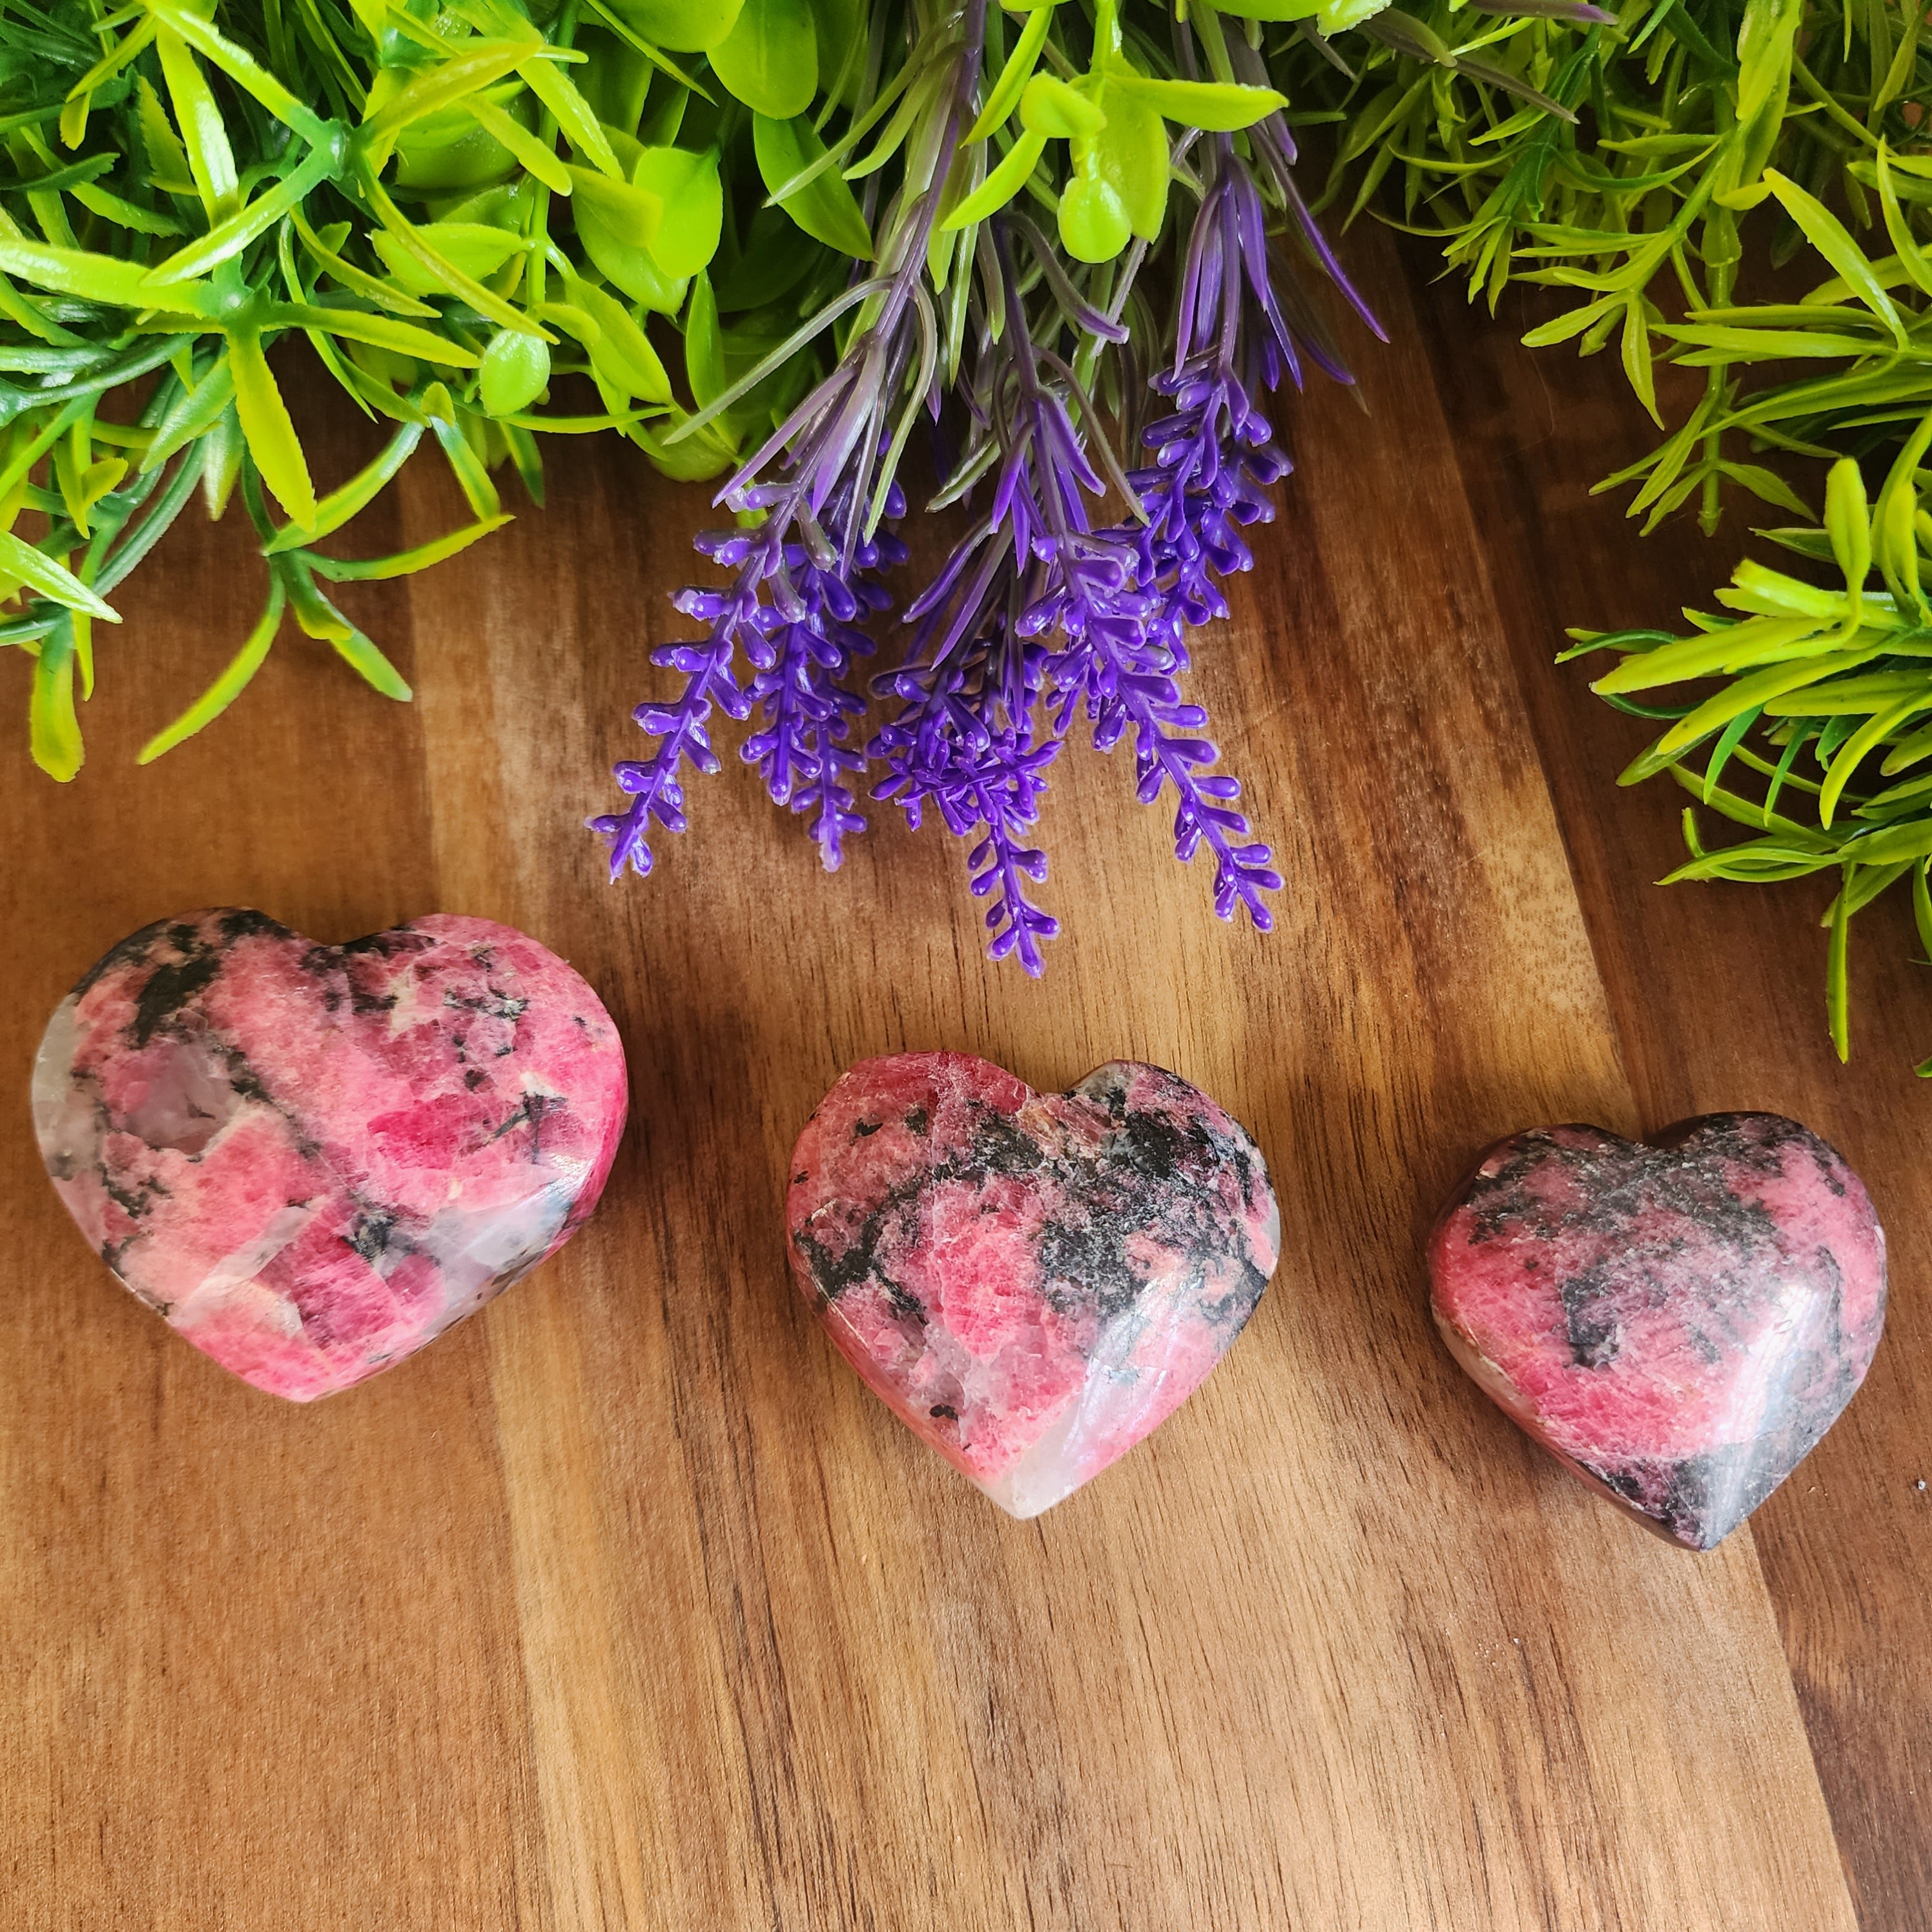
<box><xmin>1</xmin><ymin>229</ymin><xmax>1924</xmax><ymax>1929</ymax></box>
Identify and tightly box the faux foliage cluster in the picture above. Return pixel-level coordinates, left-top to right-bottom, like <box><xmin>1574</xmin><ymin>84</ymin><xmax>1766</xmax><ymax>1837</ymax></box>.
<box><xmin>1324</xmin><ymin>0</ymin><xmax>1932</xmax><ymax>1062</ymax></box>
<box><xmin>3</xmin><ymin>0</ymin><xmax>1931</xmax><ymax>1053</ymax></box>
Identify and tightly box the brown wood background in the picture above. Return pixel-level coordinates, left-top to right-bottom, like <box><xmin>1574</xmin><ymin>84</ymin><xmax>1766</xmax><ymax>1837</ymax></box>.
<box><xmin>3</xmin><ymin>231</ymin><xmax>1927</xmax><ymax>1930</ymax></box>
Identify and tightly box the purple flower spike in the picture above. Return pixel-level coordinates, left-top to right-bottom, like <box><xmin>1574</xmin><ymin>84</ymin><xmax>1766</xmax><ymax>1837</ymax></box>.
<box><xmin>592</xmin><ymin>3</ymin><xmax>989</xmax><ymax>883</ymax></box>
<box><xmin>739</xmin><ymin>486</ymin><xmax>907</xmax><ymax>872</ymax></box>
<box><xmin>595</xmin><ymin>3</ymin><xmax>1370</xmax><ymax>972</ymax></box>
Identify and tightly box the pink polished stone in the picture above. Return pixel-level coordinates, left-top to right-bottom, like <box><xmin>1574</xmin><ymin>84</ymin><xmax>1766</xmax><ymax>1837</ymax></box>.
<box><xmin>1428</xmin><ymin>1114</ymin><xmax>1886</xmax><ymax>1549</ymax></box>
<box><xmin>786</xmin><ymin>1053</ymin><xmax>1280</xmax><ymax>1517</ymax></box>
<box><xmin>33</xmin><ymin>909</ymin><xmax>628</xmax><ymax>1399</ymax></box>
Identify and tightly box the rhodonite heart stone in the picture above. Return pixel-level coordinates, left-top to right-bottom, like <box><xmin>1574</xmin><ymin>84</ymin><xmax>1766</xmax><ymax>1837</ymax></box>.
<box><xmin>786</xmin><ymin>1053</ymin><xmax>1280</xmax><ymax>1518</ymax></box>
<box><xmin>33</xmin><ymin>909</ymin><xmax>628</xmax><ymax>1400</ymax></box>
<box><xmin>1428</xmin><ymin>1113</ymin><xmax>1886</xmax><ymax>1549</ymax></box>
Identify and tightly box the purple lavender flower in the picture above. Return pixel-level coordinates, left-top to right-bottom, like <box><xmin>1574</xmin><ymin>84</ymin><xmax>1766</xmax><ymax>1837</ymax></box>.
<box><xmin>870</xmin><ymin>221</ymin><xmax>1146</xmax><ymax>972</ymax></box>
<box><xmin>1061</xmin><ymin>114</ymin><xmax>1384</xmax><ymax>931</ymax></box>
<box><xmin>590</xmin><ymin>0</ymin><xmax>989</xmax><ymax>883</ymax></box>
<box><xmin>593</xmin><ymin>5</ymin><xmax>1377</xmax><ymax>974</ymax></box>
<box><xmin>870</xmin><ymin>528</ymin><xmax>1067</xmax><ymax>972</ymax></box>
<box><xmin>737</xmin><ymin>488</ymin><xmax>906</xmax><ymax>872</ymax></box>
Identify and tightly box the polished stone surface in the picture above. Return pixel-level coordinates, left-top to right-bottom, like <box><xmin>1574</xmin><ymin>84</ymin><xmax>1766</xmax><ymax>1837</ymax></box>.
<box><xmin>786</xmin><ymin>1052</ymin><xmax>1280</xmax><ymax>1517</ymax></box>
<box><xmin>1428</xmin><ymin>1113</ymin><xmax>1886</xmax><ymax>1548</ymax></box>
<box><xmin>34</xmin><ymin>909</ymin><xmax>628</xmax><ymax>1399</ymax></box>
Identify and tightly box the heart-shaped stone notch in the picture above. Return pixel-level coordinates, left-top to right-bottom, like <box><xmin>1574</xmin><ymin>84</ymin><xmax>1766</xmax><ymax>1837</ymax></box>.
<box><xmin>1428</xmin><ymin>1113</ymin><xmax>1886</xmax><ymax>1550</ymax></box>
<box><xmin>786</xmin><ymin>1053</ymin><xmax>1280</xmax><ymax>1518</ymax></box>
<box><xmin>34</xmin><ymin>909</ymin><xmax>628</xmax><ymax>1400</ymax></box>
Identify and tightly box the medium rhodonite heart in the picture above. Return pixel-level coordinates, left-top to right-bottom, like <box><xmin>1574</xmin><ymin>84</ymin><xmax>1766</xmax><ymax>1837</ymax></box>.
<box><xmin>1428</xmin><ymin>1113</ymin><xmax>1886</xmax><ymax>1550</ymax></box>
<box><xmin>33</xmin><ymin>909</ymin><xmax>628</xmax><ymax>1400</ymax></box>
<box><xmin>786</xmin><ymin>1053</ymin><xmax>1280</xmax><ymax>1517</ymax></box>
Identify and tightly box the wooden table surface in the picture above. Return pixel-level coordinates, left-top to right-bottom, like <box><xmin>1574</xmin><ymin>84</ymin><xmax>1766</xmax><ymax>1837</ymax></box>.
<box><xmin>4</xmin><ymin>231</ymin><xmax>1927</xmax><ymax>1932</ymax></box>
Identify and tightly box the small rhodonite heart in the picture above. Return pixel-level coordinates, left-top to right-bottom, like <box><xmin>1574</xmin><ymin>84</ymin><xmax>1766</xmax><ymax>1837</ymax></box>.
<box><xmin>786</xmin><ymin>1053</ymin><xmax>1280</xmax><ymax>1518</ymax></box>
<box><xmin>33</xmin><ymin>909</ymin><xmax>628</xmax><ymax>1400</ymax></box>
<box><xmin>1428</xmin><ymin>1113</ymin><xmax>1886</xmax><ymax>1550</ymax></box>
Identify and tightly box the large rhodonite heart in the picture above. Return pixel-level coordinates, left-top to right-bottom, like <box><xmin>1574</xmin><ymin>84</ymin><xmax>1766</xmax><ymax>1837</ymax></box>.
<box><xmin>33</xmin><ymin>909</ymin><xmax>628</xmax><ymax>1400</ymax></box>
<box><xmin>1428</xmin><ymin>1113</ymin><xmax>1886</xmax><ymax>1549</ymax></box>
<box><xmin>786</xmin><ymin>1053</ymin><xmax>1280</xmax><ymax>1517</ymax></box>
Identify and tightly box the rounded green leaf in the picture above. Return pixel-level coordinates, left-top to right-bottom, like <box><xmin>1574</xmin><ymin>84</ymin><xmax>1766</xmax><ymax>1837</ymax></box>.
<box><xmin>571</xmin><ymin>280</ymin><xmax>675</xmax><ymax>402</ymax></box>
<box><xmin>710</xmin><ymin>0</ymin><xmax>817</xmax><ymax>119</ymax></box>
<box><xmin>628</xmin><ymin>413</ymin><xmax>738</xmax><ymax>481</ymax></box>
<box><xmin>602</xmin><ymin>0</ymin><xmax>744</xmax><ymax>50</ymax></box>
<box><xmin>565</xmin><ymin>166</ymin><xmax>666</xmax><ymax>247</ymax></box>
<box><xmin>715</xmin><ymin>205</ymin><xmax>823</xmax><ymax>309</ymax></box>
<box><xmin>480</xmin><ymin>331</ymin><xmax>552</xmax><ymax>415</ymax></box>
<box><xmin>1315</xmin><ymin>0</ymin><xmax>1390</xmax><ymax>32</ymax></box>
<box><xmin>1058</xmin><ymin>167</ymin><xmax>1131</xmax><ymax>263</ymax></box>
<box><xmin>1111</xmin><ymin>75</ymin><xmax>1287</xmax><ymax>132</ymax></box>
<box><xmin>1090</xmin><ymin>87</ymin><xmax>1167</xmax><ymax>242</ymax></box>
<box><xmin>752</xmin><ymin>114</ymin><xmax>872</xmax><ymax>259</ymax></box>
<box><xmin>631</xmin><ymin>146</ymin><xmax>724</xmax><ymax>277</ymax></box>
<box><xmin>370</xmin><ymin>221</ymin><xmax>527</xmax><ymax>298</ymax></box>
<box><xmin>577</xmin><ymin>202</ymin><xmax>690</xmax><ymax>311</ymax></box>
<box><xmin>1020</xmin><ymin>74</ymin><xmax>1104</xmax><ymax>140</ymax></box>
<box><xmin>394</xmin><ymin>103</ymin><xmax>522</xmax><ymax>192</ymax></box>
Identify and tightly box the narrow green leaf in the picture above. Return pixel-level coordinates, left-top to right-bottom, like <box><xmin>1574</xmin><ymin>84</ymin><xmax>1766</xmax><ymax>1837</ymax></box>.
<box><xmin>0</xmin><ymin>235</ymin><xmax>210</xmax><ymax>313</ymax></box>
<box><xmin>1762</xmin><ymin>170</ymin><xmax>1909</xmax><ymax>346</ymax></box>
<box><xmin>465</xmin><ymin>94</ymin><xmax>573</xmax><ymax>193</ymax></box>
<box><xmin>1820</xmin><ymin>699</ymin><xmax>1923</xmax><ymax>827</ymax></box>
<box><xmin>1827</xmin><ymin>865</ymin><xmax>1851</xmax><ymax>1060</ymax></box>
<box><xmin>264</xmin><ymin>424</ymin><xmax>424</xmax><ymax>553</ymax></box>
<box><xmin>968</xmin><ymin>2</ymin><xmax>1054</xmax><ymax>141</ymax></box>
<box><xmin>683</xmin><ymin>271</ymin><xmax>727</xmax><ymax>409</ymax></box>
<box><xmin>1641</xmin><ymin>650</ymin><xmax>1881</xmax><ymax>769</ymax></box>
<box><xmin>145</xmin><ymin>0</ymin><xmax>338</xmax><ymax>150</ymax></box>
<box><xmin>517</xmin><ymin>53</ymin><xmax>622</xmax><ymax>178</ymax></box>
<box><xmin>1824</xmin><ymin>456</ymin><xmax>1871</xmax><ymax>629</ymax></box>
<box><xmin>329</xmin><ymin>624</ymin><xmax>413</xmax><ymax>699</ymax></box>
<box><xmin>308</xmin><ymin>515</ymin><xmax>513</xmax><ymax>580</ymax></box>
<box><xmin>1109</xmin><ymin>75</ymin><xmax>1286</xmax><ymax>131</ymax></box>
<box><xmin>0</xmin><ymin>529</ymin><xmax>119</xmax><ymax>621</ymax></box>
<box><xmin>229</xmin><ymin>330</ymin><xmax>316</xmax><ymax>528</ymax></box>
<box><xmin>293</xmin><ymin>208</ymin><xmax>437</xmax><ymax>317</ymax></box>
<box><xmin>154</xmin><ymin>26</ymin><xmax>239</xmax><ymax>221</ymax></box>
<box><xmin>144</xmin><ymin>356</ymin><xmax>234</xmax><ymax>471</ymax></box>
<box><xmin>431</xmin><ymin>415</ymin><xmax>502</xmax><ymax>518</ymax></box>
<box><xmin>145</xmin><ymin>145</ymin><xmax>339</xmax><ymax>286</ymax></box>
<box><xmin>359</xmin><ymin>175</ymin><xmax>550</xmax><ymax>336</ymax></box>
<box><xmin>359</xmin><ymin>38</ymin><xmax>539</xmax><ymax>163</ymax></box>
<box><xmin>29</xmin><ymin>635</ymin><xmax>82</xmax><ymax>779</ymax></box>
<box><xmin>1875</xmin><ymin>146</ymin><xmax>1932</xmax><ymax>300</ymax></box>
<box><xmin>941</xmin><ymin>128</ymin><xmax>1047</xmax><ymax>231</ymax></box>
<box><xmin>137</xmin><ymin>578</ymin><xmax>286</xmax><ymax>761</ymax></box>
<box><xmin>274</xmin><ymin>303</ymin><xmax>484</xmax><ymax>368</ymax></box>
<box><xmin>1620</xmin><ymin>293</ymin><xmax>1658</xmax><ymax>424</ymax></box>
